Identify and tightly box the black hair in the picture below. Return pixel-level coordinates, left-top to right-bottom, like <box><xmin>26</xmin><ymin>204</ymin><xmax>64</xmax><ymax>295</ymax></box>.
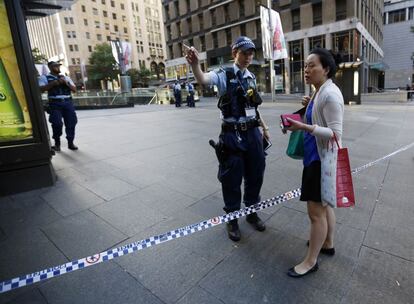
<box><xmin>309</xmin><ymin>48</ymin><xmax>340</xmax><ymax>79</ymax></box>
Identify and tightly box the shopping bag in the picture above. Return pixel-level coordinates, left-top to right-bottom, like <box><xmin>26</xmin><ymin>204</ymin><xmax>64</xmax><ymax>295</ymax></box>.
<box><xmin>286</xmin><ymin>130</ymin><xmax>304</xmax><ymax>159</ymax></box>
<box><xmin>321</xmin><ymin>135</ymin><xmax>355</xmax><ymax>208</ymax></box>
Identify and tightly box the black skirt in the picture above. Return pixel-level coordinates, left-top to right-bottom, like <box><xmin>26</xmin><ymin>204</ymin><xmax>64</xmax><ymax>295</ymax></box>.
<box><xmin>300</xmin><ymin>161</ymin><xmax>322</xmax><ymax>202</ymax></box>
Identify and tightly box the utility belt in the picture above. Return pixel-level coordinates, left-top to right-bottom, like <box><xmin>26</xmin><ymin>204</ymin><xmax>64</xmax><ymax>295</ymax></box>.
<box><xmin>48</xmin><ymin>97</ymin><xmax>72</xmax><ymax>103</ymax></box>
<box><xmin>221</xmin><ymin>119</ymin><xmax>260</xmax><ymax>132</ymax></box>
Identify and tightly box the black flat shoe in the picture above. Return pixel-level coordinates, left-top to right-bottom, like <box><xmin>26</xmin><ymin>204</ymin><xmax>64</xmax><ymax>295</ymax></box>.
<box><xmin>306</xmin><ymin>241</ymin><xmax>335</xmax><ymax>256</ymax></box>
<box><xmin>287</xmin><ymin>263</ymin><xmax>319</xmax><ymax>278</ymax></box>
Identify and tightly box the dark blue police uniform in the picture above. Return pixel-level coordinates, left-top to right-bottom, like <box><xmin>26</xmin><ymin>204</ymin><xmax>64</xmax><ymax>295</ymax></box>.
<box><xmin>217</xmin><ymin>68</ymin><xmax>265</xmax><ymax>214</ymax></box>
<box><xmin>45</xmin><ymin>74</ymin><xmax>78</xmax><ymax>145</ymax></box>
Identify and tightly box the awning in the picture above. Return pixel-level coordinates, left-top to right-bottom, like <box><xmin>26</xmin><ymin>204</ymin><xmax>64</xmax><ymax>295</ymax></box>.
<box><xmin>369</xmin><ymin>61</ymin><xmax>389</xmax><ymax>71</ymax></box>
<box><xmin>338</xmin><ymin>61</ymin><xmax>363</xmax><ymax>69</ymax></box>
<box><xmin>22</xmin><ymin>0</ymin><xmax>77</xmax><ymax>18</ymax></box>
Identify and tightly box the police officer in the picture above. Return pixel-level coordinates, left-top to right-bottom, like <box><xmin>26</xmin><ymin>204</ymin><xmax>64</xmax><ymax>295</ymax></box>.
<box><xmin>185</xmin><ymin>36</ymin><xmax>270</xmax><ymax>241</ymax></box>
<box><xmin>186</xmin><ymin>82</ymin><xmax>195</xmax><ymax>107</ymax></box>
<box><xmin>39</xmin><ymin>61</ymin><xmax>78</xmax><ymax>151</ymax></box>
<box><xmin>173</xmin><ymin>81</ymin><xmax>182</xmax><ymax>107</ymax></box>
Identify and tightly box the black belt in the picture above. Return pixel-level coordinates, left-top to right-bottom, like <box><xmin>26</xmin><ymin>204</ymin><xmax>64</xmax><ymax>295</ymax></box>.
<box><xmin>221</xmin><ymin>119</ymin><xmax>260</xmax><ymax>132</ymax></box>
<box><xmin>49</xmin><ymin>97</ymin><xmax>72</xmax><ymax>102</ymax></box>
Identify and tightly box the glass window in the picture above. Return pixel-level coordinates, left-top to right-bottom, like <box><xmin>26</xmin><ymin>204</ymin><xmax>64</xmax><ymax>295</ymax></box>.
<box><xmin>313</xmin><ymin>3</ymin><xmax>322</xmax><ymax>26</ymax></box>
<box><xmin>333</xmin><ymin>31</ymin><xmax>355</xmax><ymax>62</ymax></box>
<box><xmin>336</xmin><ymin>0</ymin><xmax>347</xmax><ymax>21</ymax></box>
<box><xmin>93</xmin><ymin>8</ymin><xmax>98</xmax><ymax>16</ymax></box>
<box><xmin>309</xmin><ymin>35</ymin><xmax>325</xmax><ymax>51</ymax></box>
<box><xmin>292</xmin><ymin>9</ymin><xmax>300</xmax><ymax>30</ymax></box>
<box><xmin>409</xmin><ymin>7</ymin><xmax>414</xmax><ymax>20</ymax></box>
<box><xmin>289</xmin><ymin>40</ymin><xmax>304</xmax><ymax>93</ymax></box>
<box><xmin>388</xmin><ymin>9</ymin><xmax>406</xmax><ymax>23</ymax></box>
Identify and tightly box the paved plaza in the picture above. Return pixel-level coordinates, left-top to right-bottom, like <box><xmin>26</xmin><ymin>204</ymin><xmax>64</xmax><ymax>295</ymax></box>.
<box><xmin>0</xmin><ymin>98</ymin><xmax>413</xmax><ymax>304</ymax></box>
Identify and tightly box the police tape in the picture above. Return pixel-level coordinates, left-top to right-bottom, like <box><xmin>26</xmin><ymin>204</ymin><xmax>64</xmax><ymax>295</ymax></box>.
<box><xmin>1</xmin><ymin>141</ymin><xmax>413</xmax><ymax>294</ymax></box>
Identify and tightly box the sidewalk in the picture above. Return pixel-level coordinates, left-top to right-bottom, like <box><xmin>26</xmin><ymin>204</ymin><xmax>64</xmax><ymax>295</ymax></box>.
<box><xmin>0</xmin><ymin>98</ymin><xmax>413</xmax><ymax>304</ymax></box>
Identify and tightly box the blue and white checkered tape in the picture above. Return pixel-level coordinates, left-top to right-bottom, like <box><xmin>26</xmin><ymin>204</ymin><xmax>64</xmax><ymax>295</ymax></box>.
<box><xmin>1</xmin><ymin>141</ymin><xmax>413</xmax><ymax>294</ymax></box>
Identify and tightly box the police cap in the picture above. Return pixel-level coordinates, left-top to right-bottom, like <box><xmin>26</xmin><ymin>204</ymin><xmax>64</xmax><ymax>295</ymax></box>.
<box><xmin>47</xmin><ymin>61</ymin><xmax>62</xmax><ymax>67</ymax></box>
<box><xmin>231</xmin><ymin>36</ymin><xmax>256</xmax><ymax>52</ymax></box>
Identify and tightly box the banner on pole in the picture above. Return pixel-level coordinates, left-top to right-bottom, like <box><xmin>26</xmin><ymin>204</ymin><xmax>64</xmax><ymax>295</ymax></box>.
<box><xmin>260</xmin><ymin>6</ymin><xmax>288</xmax><ymax>60</ymax></box>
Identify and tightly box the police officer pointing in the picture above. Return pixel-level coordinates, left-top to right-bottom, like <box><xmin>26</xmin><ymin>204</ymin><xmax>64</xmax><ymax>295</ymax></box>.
<box><xmin>39</xmin><ymin>61</ymin><xmax>78</xmax><ymax>152</ymax></box>
<box><xmin>186</xmin><ymin>36</ymin><xmax>270</xmax><ymax>241</ymax></box>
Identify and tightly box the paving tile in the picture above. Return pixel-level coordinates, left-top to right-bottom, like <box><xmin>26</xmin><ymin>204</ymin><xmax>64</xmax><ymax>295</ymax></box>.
<box><xmin>40</xmin><ymin>183</ymin><xmax>104</xmax><ymax>217</ymax></box>
<box><xmin>115</xmin><ymin>240</ymin><xmax>216</xmax><ymax>303</ymax></box>
<box><xmin>80</xmin><ymin>175</ymin><xmax>138</xmax><ymax>201</ymax></box>
<box><xmin>0</xmin><ymin>196</ymin><xmax>62</xmax><ymax>235</ymax></box>
<box><xmin>1</xmin><ymin>288</ymin><xmax>47</xmax><ymax>304</ymax></box>
<box><xmin>39</xmin><ymin>262</ymin><xmax>164</xmax><ymax>304</ymax></box>
<box><xmin>364</xmin><ymin>205</ymin><xmax>414</xmax><ymax>260</ymax></box>
<box><xmin>41</xmin><ymin>211</ymin><xmax>127</xmax><ymax>260</ymax></box>
<box><xmin>90</xmin><ymin>190</ymin><xmax>168</xmax><ymax>237</ymax></box>
<box><xmin>176</xmin><ymin>286</ymin><xmax>224</xmax><ymax>304</ymax></box>
<box><xmin>199</xmin><ymin>249</ymin><xmax>340</xmax><ymax>304</ymax></box>
<box><xmin>343</xmin><ymin>247</ymin><xmax>414</xmax><ymax>303</ymax></box>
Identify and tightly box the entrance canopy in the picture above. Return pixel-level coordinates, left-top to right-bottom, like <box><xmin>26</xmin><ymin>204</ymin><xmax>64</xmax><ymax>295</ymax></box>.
<box><xmin>22</xmin><ymin>0</ymin><xmax>77</xmax><ymax>17</ymax></box>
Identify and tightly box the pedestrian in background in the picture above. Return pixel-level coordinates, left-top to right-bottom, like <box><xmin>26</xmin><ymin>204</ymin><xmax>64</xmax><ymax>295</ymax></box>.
<box><xmin>185</xmin><ymin>36</ymin><xmax>270</xmax><ymax>242</ymax></box>
<box><xmin>39</xmin><ymin>61</ymin><xmax>78</xmax><ymax>151</ymax></box>
<box><xmin>284</xmin><ymin>48</ymin><xmax>344</xmax><ymax>277</ymax></box>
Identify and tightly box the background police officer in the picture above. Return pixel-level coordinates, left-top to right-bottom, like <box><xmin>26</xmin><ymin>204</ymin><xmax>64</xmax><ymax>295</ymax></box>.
<box><xmin>185</xmin><ymin>36</ymin><xmax>270</xmax><ymax>241</ymax></box>
<box><xmin>39</xmin><ymin>61</ymin><xmax>78</xmax><ymax>152</ymax></box>
<box><xmin>173</xmin><ymin>81</ymin><xmax>182</xmax><ymax>107</ymax></box>
<box><xmin>186</xmin><ymin>81</ymin><xmax>195</xmax><ymax>107</ymax></box>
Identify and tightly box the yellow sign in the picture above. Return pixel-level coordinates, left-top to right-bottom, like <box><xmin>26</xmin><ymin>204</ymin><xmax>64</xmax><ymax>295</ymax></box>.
<box><xmin>0</xmin><ymin>0</ymin><xmax>33</xmax><ymax>142</ymax></box>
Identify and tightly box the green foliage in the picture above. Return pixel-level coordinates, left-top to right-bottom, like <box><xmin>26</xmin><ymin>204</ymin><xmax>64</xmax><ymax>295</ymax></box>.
<box><xmin>126</xmin><ymin>67</ymin><xmax>151</xmax><ymax>87</ymax></box>
<box><xmin>32</xmin><ymin>48</ymin><xmax>48</xmax><ymax>64</ymax></box>
<box><xmin>88</xmin><ymin>43</ymin><xmax>120</xmax><ymax>81</ymax></box>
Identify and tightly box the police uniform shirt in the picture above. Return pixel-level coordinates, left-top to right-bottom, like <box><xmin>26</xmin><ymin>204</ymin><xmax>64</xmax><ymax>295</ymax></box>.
<box><xmin>174</xmin><ymin>83</ymin><xmax>181</xmax><ymax>92</ymax></box>
<box><xmin>208</xmin><ymin>64</ymin><xmax>255</xmax><ymax>122</ymax></box>
<box><xmin>208</xmin><ymin>64</ymin><xmax>254</xmax><ymax>97</ymax></box>
<box><xmin>38</xmin><ymin>74</ymin><xmax>75</xmax><ymax>99</ymax></box>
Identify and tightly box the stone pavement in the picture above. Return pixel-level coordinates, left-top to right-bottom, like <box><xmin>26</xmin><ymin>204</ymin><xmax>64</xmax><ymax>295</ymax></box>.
<box><xmin>0</xmin><ymin>98</ymin><xmax>413</xmax><ymax>304</ymax></box>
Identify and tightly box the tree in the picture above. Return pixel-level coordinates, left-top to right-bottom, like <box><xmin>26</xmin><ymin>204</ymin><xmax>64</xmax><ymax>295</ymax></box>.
<box><xmin>88</xmin><ymin>43</ymin><xmax>120</xmax><ymax>83</ymax></box>
<box><xmin>32</xmin><ymin>48</ymin><xmax>47</xmax><ymax>64</ymax></box>
<box><xmin>127</xmin><ymin>67</ymin><xmax>151</xmax><ymax>87</ymax></box>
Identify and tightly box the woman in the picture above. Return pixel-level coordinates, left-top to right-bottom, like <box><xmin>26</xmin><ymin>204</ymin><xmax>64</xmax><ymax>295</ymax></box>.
<box><xmin>285</xmin><ymin>48</ymin><xmax>344</xmax><ymax>277</ymax></box>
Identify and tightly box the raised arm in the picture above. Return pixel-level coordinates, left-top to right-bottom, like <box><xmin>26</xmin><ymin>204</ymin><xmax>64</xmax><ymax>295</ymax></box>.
<box><xmin>185</xmin><ymin>46</ymin><xmax>211</xmax><ymax>85</ymax></box>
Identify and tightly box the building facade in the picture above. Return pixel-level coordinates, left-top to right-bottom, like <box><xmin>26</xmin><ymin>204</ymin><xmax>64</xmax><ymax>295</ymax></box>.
<box><xmin>163</xmin><ymin>0</ymin><xmax>383</xmax><ymax>98</ymax></box>
<box><xmin>26</xmin><ymin>0</ymin><xmax>167</xmax><ymax>86</ymax></box>
<box><xmin>383</xmin><ymin>0</ymin><xmax>414</xmax><ymax>89</ymax></box>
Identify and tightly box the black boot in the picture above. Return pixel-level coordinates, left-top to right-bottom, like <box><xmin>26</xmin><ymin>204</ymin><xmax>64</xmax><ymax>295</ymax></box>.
<box><xmin>246</xmin><ymin>213</ymin><xmax>266</xmax><ymax>231</ymax></box>
<box><xmin>68</xmin><ymin>141</ymin><xmax>78</xmax><ymax>150</ymax></box>
<box><xmin>226</xmin><ymin>219</ymin><xmax>241</xmax><ymax>242</ymax></box>
<box><xmin>52</xmin><ymin>139</ymin><xmax>61</xmax><ymax>152</ymax></box>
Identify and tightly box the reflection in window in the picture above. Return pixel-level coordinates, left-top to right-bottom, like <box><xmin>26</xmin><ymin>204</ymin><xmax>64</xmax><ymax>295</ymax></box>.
<box><xmin>309</xmin><ymin>35</ymin><xmax>325</xmax><ymax>51</ymax></box>
<box><xmin>289</xmin><ymin>40</ymin><xmax>304</xmax><ymax>93</ymax></box>
<box><xmin>333</xmin><ymin>31</ymin><xmax>355</xmax><ymax>62</ymax></box>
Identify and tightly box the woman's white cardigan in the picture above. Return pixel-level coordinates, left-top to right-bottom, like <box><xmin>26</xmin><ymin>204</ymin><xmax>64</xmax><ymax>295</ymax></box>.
<box><xmin>310</xmin><ymin>79</ymin><xmax>344</xmax><ymax>154</ymax></box>
<box><xmin>308</xmin><ymin>79</ymin><xmax>344</xmax><ymax>206</ymax></box>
